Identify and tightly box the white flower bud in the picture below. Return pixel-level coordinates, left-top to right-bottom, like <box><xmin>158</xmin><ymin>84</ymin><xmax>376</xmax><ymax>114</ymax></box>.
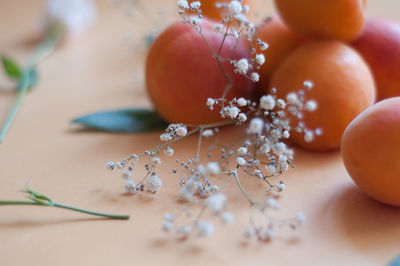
<box><xmin>228</xmin><ymin>0</ymin><xmax>242</xmax><ymax>15</ymax></box>
<box><xmin>146</xmin><ymin>175</ymin><xmax>162</xmax><ymax>192</ymax></box>
<box><xmin>248</xmin><ymin>118</ymin><xmax>264</xmax><ymax>134</ymax></box>
<box><xmin>260</xmin><ymin>95</ymin><xmax>275</xmax><ymax>110</ymax></box>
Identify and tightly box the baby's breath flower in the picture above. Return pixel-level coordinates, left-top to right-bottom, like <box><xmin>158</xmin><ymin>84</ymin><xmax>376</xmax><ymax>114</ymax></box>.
<box><xmin>282</xmin><ymin>130</ymin><xmax>290</xmax><ymax>139</ymax></box>
<box><xmin>243</xmin><ymin>4</ymin><xmax>250</xmax><ymax>14</ymax></box>
<box><xmin>206</xmin><ymin>162</ymin><xmax>220</xmax><ymax>175</ymax></box>
<box><xmin>278</xmin><ymin>155</ymin><xmax>287</xmax><ymax>165</ymax></box>
<box><xmin>248</xmin><ymin>117</ymin><xmax>264</xmax><ymax>135</ymax></box>
<box><xmin>228</xmin><ymin>0</ymin><xmax>242</xmax><ymax>15</ymax></box>
<box><xmin>106</xmin><ymin>161</ymin><xmax>115</xmax><ymax>170</ymax></box>
<box><xmin>165</xmin><ymin>213</ymin><xmax>175</xmax><ymax>222</ymax></box>
<box><xmin>164</xmin><ymin>147</ymin><xmax>174</xmax><ymax>157</ymax></box>
<box><xmin>179</xmin><ymin>225</ymin><xmax>192</xmax><ymax>237</ymax></box>
<box><xmin>202</xmin><ymin>129</ymin><xmax>214</xmax><ymax>137</ymax></box>
<box><xmin>121</xmin><ymin>170</ymin><xmax>133</xmax><ymax>179</ymax></box>
<box><xmin>206</xmin><ymin>98</ymin><xmax>215</xmax><ymax>107</ymax></box>
<box><xmin>151</xmin><ymin>157</ymin><xmax>162</xmax><ymax>167</ymax></box>
<box><xmin>45</xmin><ymin>0</ymin><xmax>97</xmax><ymax>36</ymax></box>
<box><xmin>286</xmin><ymin>92</ymin><xmax>298</xmax><ymax>105</ymax></box>
<box><xmin>237</xmin><ymin>97</ymin><xmax>247</xmax><ymax>107</ymax></box>
<box><xmin>260</xmin><ymin>143</ymin><xmax>270</xmax><ymax>154</ymax></box>
<box><xmin>263</xmin><ymin>229</ymin><xmax>275</xmax><ymax>241</ymax></box>
<box><xmin>304</xmin><ymin>130</ymin><xmax>314</xmax><ymax>143</ymax></box>
<box><xmin>237</xmin><ymin>113</ymin><xmax>247</xmax><ymax>122</ymax></box>
<box><xmin>276</xmin><ymin>183</ymin><xmax>286</xmax><ymax>192</ymax></box>
<box><xmin>303</xmin><ymin>80</ymin><xmax>313</xmax><ymax>90</ymax></box>
<box><xmin>210</xmin><ymin>185</ymin><xmax>219</xmax><ymax>193</ymax></box>
<box><xmin>231</xmin><ymin>28</ymin><xmax>240</xmax><ymax>39</ymax></box>
<box><xmin>304</xmin><ymin>100</ymin><xmax>317</xmax><ymax>112</ymax></box>
<box><xmin>244</xmin><ymin>226</ymin><xmax>255</xmax><ymax>238</ymax></box>
<box><xmin>162</xmin><ymin>221</ymin><xmax>174</xmax><ymax>232</ymax></box>
<box><xmin>176</xmin><ymin>126</ymin><xmax>187</xmax><ymax>137</ymax></box>
<box><xmin>196</xmin><ymin>221</ymin><xmax>214</xmax><ymax>237</ymax></box>
<box><xmin>178</xmin><ymin>187</ymin><xmax>193</xmax><ymax>201</ymax></box>
<box><xmin>235</xmin><ymin>58</ymin><xmax>249</xmax><ymax>75</ymax></box>
<box><xmin>250</xmin><ymin>72</ymin><xmax>260</xmax><ymax>82</ymax></box>
<box><xmin>255</xmin><ymin>54</ymin><xmax>265</xmax><ymax>65</ymax></box>
<box><xmin>227</xmin><ymin>106</ymin><xmax>240</xmax><ymax>119</ymax></box>
<box><xmin>192</xmin><ymin>17</ymin><xmax>201</xmax><ymax>26</ymax></box>
<box><xmin>237</xmin><ymin>146</ymin><xmax>247</xmax><ymax>156</ymax></box>
<box><xmin>221</xmin><ymin>212</ymin><xmax>234</xmax><ymax>225</ymax></box>
<box><xmin>234</xmin><ymin>14</ymin><xmax>248</xmax><ymax>24</ymax></box>
<box><xmin>205</xmin><ymin>193</ymin><xmax>226</xmax><ymax>211</ymax></box>
<box><xmin>190</xmin><ymin>1</ymin><xmax>201</xmax><ymax>10</ymax></box>
<box><xmin>237</xmin><ymin>157</ymin><xmax>246</xmax><ymax>166</ymax></box>
<box><xmin>257</xmin><ymin>39</ymin><xmax>269</xmax><ymax>51</ymax></box>
<box><xmin>125</xmin><ymin>180</ymin><xmax>137</xmax><ymax>194</ymax></box>
<box><xmin>265</xmin><ymin>165</ymin><xmax>275</xmax><ymax>176</ymax></box>
<box><xmin>276</xmin><ymin>99</ymin><xmax>286</xmax><ymax>109</ymax></box>
<box><xmin>146</xmin><ymin>175</ymin><xmax>162</xmax><ymax>192</ymax></box>
<box><xmin>260</xmin><ymin>95</ymin><xmax>275</xmax><ymax>110</ymax></box>
<box><xmin>213</xmin><ymin>24</ymin><xmax>224</xmax><ymax>33</ymax></box>
<box><xmin>160</xmin><ymin>133</ymin><xmax>173</xmax><ymax>142</ymax></box>
<box><xmin>177</xmin><ymin>0</ymin><xmax>189</xmax><ymax>10</ymax></box>
<box><xmin>272</xmin><ymin>142</ymin><xmax>286</xmax><ymax>155</ymax></box>
<box><xmin>315</xmin><ymin>128</ymin><xmax>323</xmax><ymax>136</ymax></box>
<box><xmin>265</xmin><ymin>197</ymin><xmax>279</xmax><ymax>209</ymax></box>
<box><xmin>295</xmin><ymin>212</ymin><xmax>306</xmax><ymax>226</ymax></box>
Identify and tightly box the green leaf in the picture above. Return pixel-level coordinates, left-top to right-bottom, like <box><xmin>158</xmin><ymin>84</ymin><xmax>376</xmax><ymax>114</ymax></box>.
<box><xmin>389</xmin><ymin>254</ymin><xmax>400</xmax><ymax>266</ymax></box>
<box><xmin>72</xmin><ymin>109</ymin><xmax>168</xmax><ymax>133</ymax></box>
<box><xmin>1</xmin><ymin>56</ymin><xmax>22</xmax><ymax>80</ymax></box>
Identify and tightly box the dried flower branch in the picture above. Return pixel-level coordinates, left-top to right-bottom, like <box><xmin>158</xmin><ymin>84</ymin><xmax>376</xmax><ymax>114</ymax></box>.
<box><xmin>108</xmin><ymin>0</ymin><xmax>319</xmax><ymax>240</ymax></box>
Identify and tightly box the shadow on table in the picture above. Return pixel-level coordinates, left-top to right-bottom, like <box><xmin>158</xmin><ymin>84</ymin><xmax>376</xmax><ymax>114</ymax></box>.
<box><xmin>0</xmin><ymin>217</ymin><xmax>114</xmax><ymax>228</ymax></box>
<box><xmin>329</xmin><ymin>185</ymin><xmax>400</xmax><ymax>250</ymax></box>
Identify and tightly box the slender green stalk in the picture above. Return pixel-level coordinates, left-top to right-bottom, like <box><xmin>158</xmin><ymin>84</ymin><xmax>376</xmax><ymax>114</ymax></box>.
<box><xmin>0</xmin><ymin>188</ymin><xmax>130</xmax><ymax>220</ymax></box>
<box><xmin>0</xmin><ymin>28</ymin><xmax>60</xmax><ymax>143</ymax></box>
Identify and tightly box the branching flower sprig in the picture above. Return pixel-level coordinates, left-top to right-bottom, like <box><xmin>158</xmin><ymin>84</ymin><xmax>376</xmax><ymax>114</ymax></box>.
<box><xmin>108</xmin><ymin>0</ymin><xmax>320</xmax><ymax>240</ymax></box>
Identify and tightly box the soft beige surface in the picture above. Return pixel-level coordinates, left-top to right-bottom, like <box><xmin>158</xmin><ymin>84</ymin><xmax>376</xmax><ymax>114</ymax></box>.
<box><xmin>1</xmin><ymin>1</ymin><xmax>400</xmax><ymax>265</ymax></box>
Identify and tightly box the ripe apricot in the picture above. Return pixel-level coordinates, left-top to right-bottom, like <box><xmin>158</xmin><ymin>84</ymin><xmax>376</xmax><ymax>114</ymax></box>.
<box><xmin>254</xmin><ymin>17</ymin><xmax>304</xmax><ymax>97</ymax></box>
<box><xmin>352</xmin><ymin>18</ymin><xmax>400</xmax><ymax>100</ymax></box>
<box><xmin>274</xmin><ymin>0</ymin><xmax>367</xmax><ymax>41</ymax></box>
<box><xmin>146</xmin><ymin>18</ymin><xmax>253</xmax><ymax>125</ymax></box>
<box><xmin>200</xmin><ymin>0</ymin><xmax>252</xmax><ymax>21</ymax></box>
<box><xmin>269</xmin><ymin>41</ymin><xmax>376</xmax><ymax>151</ymax></box>
<box><xmin>341</xmin><ymin>97</ymin><xmax>400</xmax><ymax>206</ymax></box>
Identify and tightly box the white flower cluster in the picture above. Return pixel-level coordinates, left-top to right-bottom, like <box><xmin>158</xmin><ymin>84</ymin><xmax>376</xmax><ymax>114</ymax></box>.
<box><xmin>160</xmin><ymin>124</ymin><xmax>188</xmax><ymax>142</ymax></box>
<box><xmin>107</xmin><ymin>1</ymin><xmax>321</xmax><ymax>242</ymax></box>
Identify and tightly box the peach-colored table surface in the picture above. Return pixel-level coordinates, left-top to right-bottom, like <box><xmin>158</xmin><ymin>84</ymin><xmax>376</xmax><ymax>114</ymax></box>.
<box><xmin>1</xmin><ymin>1</ymin><xmax>400</xmax><ymax>266</ymax></box>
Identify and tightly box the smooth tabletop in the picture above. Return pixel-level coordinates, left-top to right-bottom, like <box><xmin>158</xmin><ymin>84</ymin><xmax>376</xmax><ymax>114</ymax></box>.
<box><xmin>1</xmin><ymin>1</ymin><xmax>400</xmax><ymax>265</ymax></box>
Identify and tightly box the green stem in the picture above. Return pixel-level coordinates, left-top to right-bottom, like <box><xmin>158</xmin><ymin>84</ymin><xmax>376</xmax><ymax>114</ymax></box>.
<box><xmin>0</xmin><ymin>200</ymin><xmax>130</xmax><ymax>220</ymax></box>
<box><xmin>52</xmin><ymin>202</ymin><xmax>130</xmax><ymax>219</ymax></box>
<box><xmin>0</xmin><ymin>88</ymin><xmax>28</xmax><ymax>142</ymax></box>
<box><xmin>0</xmin><ymin>28</ymin><xmax>59</xmax><ymax>143</ymax></box>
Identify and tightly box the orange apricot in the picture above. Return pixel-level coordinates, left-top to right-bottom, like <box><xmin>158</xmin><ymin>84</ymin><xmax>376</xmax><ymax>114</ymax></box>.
<box><xmin>146</xmin><ymin>18</ymin><xmax>253</xmax><ymax>125</ymax></box>
<box><xmin>274</xmin><ymin>0</ymin><xmax>367</xmax><ymax>41</ymax></box>
<box><xmin>254</xmin><ymin>17</ymin><xmax>304</xmax><ymax>97</ymax></box>
<box><xmin>269</xmin><ymin>41</ymin><xmax>376</xmax><ymax>151</ymax></box>
<box><xmin>352</xmin><ymin>18</ymin><xmax>400</xmax><ymax>100</ymax></box>
<box><xmin>341</xmin><ymin>97</ymin><xmax>400</xmax><ymax>206</ymax></box>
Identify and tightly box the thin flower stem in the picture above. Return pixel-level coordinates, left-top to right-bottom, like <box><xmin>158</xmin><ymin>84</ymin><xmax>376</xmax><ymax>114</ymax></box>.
<box><xmin>0</xmin><ymin>28</ymin><xmax>59</xmax><ymax>143</ymax></box>
<box><xmin>196</xmin><ymin>128</ymin><xmax>204</xmax><ymax>159</ymax></box>
<box><xmin>231</xmin><ymin>168</ymin><xmax>256</xmax><ymax>206</ymax></box>
<box><xmin>0</xmin><ymin>88</ymin><xmax>28</xmax><ymax>143</ymax></box>
<box><xmin>0</xmin><ymin>200</ymin><xmax>130</xmax><ymax>219</ymax></box>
